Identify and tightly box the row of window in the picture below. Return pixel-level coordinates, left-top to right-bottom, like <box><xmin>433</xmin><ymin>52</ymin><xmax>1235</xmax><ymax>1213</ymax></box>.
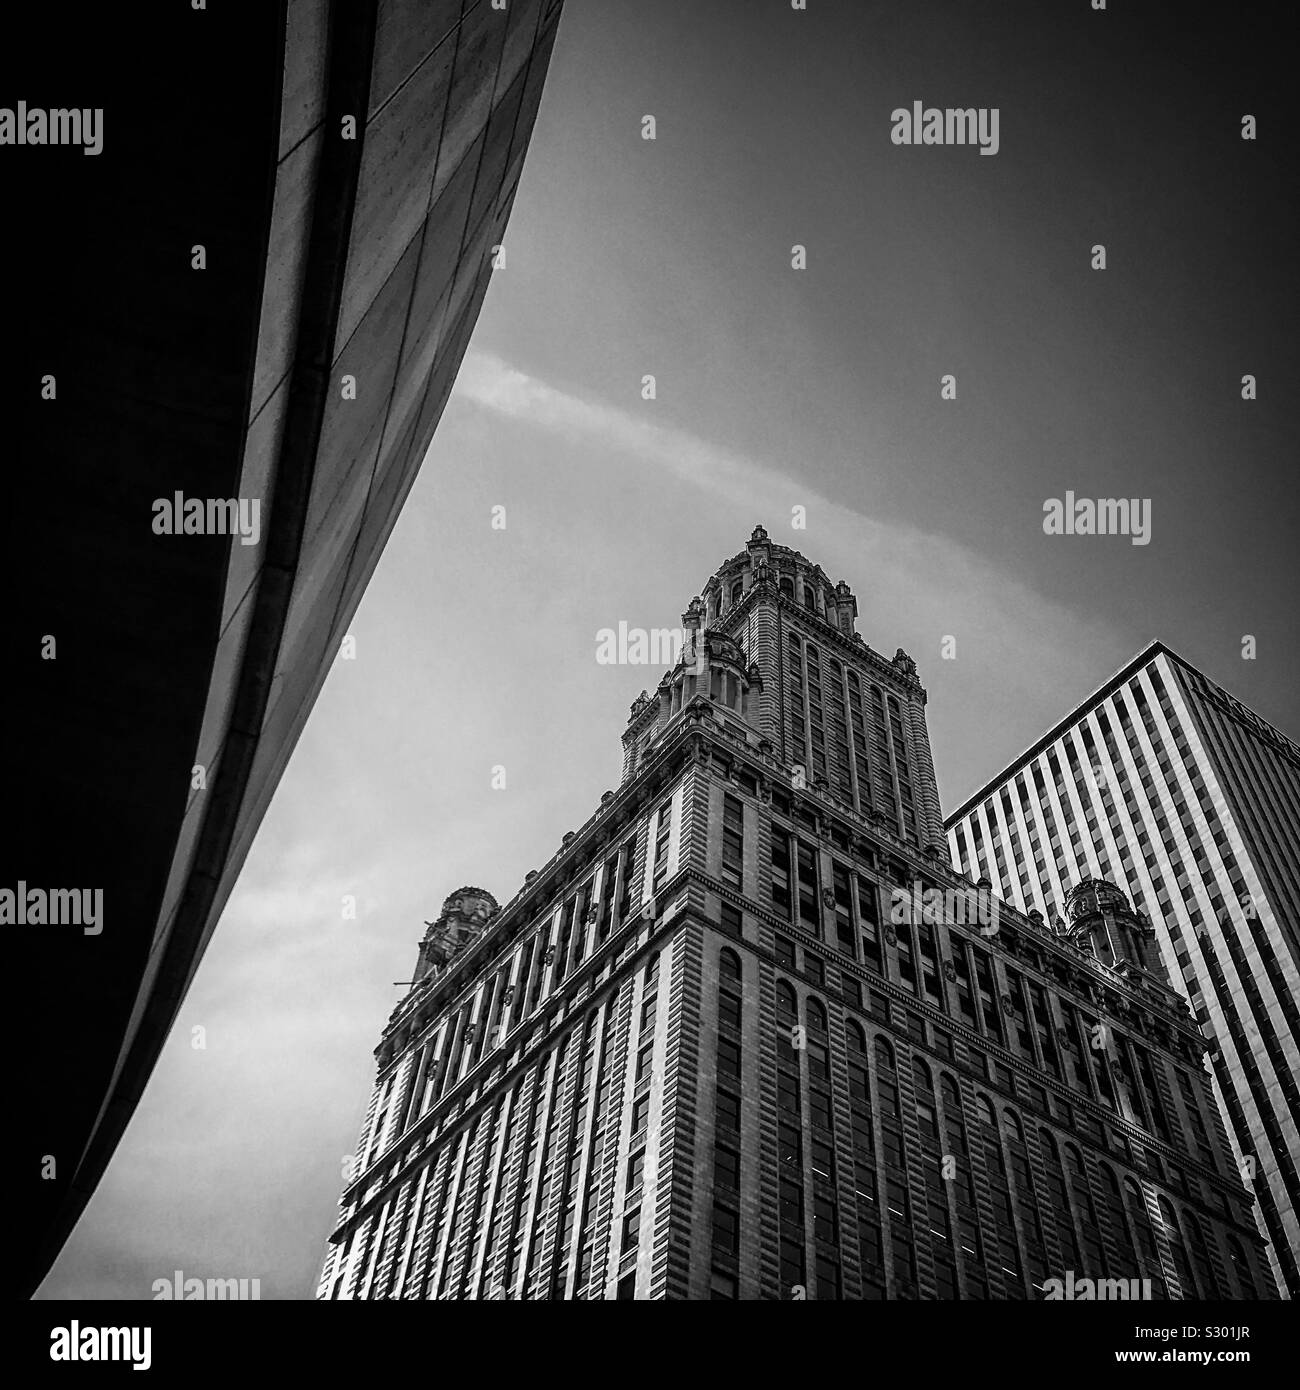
<box><xmin>747</xmin><ymin>952</ymin><xmax>1261</xmax><ymax>1299</ymax></box>
<box><xmin>950</xmin><ymin>664</ymin><xmax>1298</xmax><ymax>1292</ymax></box>
<box><xmin>761</xmin><ymin>831</ymin><xmax>1221</xmax><ymax>1162</ymax></box>
<box><xmin>783</xmin><ymin>631</ymin><xmax>915</xmax><ymax>843</ymax></box>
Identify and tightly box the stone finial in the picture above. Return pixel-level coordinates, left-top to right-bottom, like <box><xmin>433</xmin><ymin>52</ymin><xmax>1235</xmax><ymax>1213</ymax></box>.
<box><xmin>749</xmin><ymin>523</ymin><xmax>769</xmax><ymax>544</ymax></box>
<box><xmin>893</xmin><ymin>647</ymin><xmax>918</xmax><ymax>679</ymax></box>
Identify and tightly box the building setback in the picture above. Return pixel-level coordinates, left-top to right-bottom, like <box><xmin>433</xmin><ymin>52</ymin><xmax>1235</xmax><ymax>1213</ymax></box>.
<box><xmin>319</xmin><ymin>533</ymin><xmax>1275</xmax><ymax>1299</ymax></box>
<box><xmin>946</xmin><ymin>642</ymin><xmax>1299</xmax><ymax>1298</ymax></box>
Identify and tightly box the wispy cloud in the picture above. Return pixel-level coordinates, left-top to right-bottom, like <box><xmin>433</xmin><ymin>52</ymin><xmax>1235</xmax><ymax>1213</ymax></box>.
<box><xmin>459</xmin><ymin>347</ymin><xmax>1121</xmax><ymax>808</ymax></box>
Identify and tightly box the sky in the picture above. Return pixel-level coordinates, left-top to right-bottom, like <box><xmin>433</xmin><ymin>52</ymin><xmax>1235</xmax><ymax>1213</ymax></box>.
<box><xmin>38</xmin><ymin>0</ymin><xmax>1297</xmax><ymax>1300</ymax></box>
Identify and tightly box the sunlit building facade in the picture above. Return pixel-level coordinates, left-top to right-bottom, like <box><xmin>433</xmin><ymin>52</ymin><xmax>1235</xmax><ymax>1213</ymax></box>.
<box><xmin>945</xmin><ymin>643</ymin><xmax>1299</xmax><ymax>1297</ymax></box>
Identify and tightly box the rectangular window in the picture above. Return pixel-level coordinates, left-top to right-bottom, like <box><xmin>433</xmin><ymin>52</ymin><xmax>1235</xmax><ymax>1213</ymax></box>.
<box><xmin>878</xmin><ymin>1078</ymin><xmax>900</xmax><ymax>1120</ymax></box>
<box><xmin>635</xmin><ymin>1043</ymin><xmax>654</xmax><ymax>1085</ymax></box>
<box><xmin>719</xmin><ymin>989</ymin><xmax>743</xmax><ymax>1031</ymax></box>
<box><xmin>804</xmin><ymin>954</ymin><xmax>825</xmax><ymax>987</ymax></box>
<box><xmin>716</xmin><ymin>1089</ymin><xmax>741</xmax><ymax>1132</ymax></box>
<box><xmin>882</xmin><ymin>1125</ymin><xmax>905</xmax><ymax>1170</ymax></box>
<box><xmin>780</xmin><ymin>1121</ymin><xmax>803</xmax><ymax>1168</ymax></box>
<box><xmin>775</xmin><ymin>935</ymin><xmax>796</xmax><ymax>969</ymax></box>
<box><xmin>653</xmin><ymin>801</ymin><xmax>672</xmax><ymax>890</ymax></box>
<box><xmin>631</xmin><ymin>1092</ymin><xmax>651</xmax><ymax>1136</ymax></box>
<box><xmin>778</xmin><ymin>1070</ymin><xmax>801</xmax><ymax>1114</ymax></box>
<box><xmin>814</xmin><ymin>1196</ymin><xmax>838</xmax><ymax>1243</ymax></box>
<box><xmin>797</xmin><ymin>841</ymin><xmax>819</xmax><ymax>930</ymax></box>
<box><xmin>896</xmin><ymin>923</ymin><xmax>916</xmax><ymax>992</ymax></box>
<box><xmin>709</xmin><ymin>1269</ymin><xmax>738</xmax><ymax>1300</ymax></box>
<box><xmin>614</xmin><ymin>837</ymin><xmax>636</xmax><ymax>930</ymax></box>
<box><xmin>721</xmin><ymin>793</ymin><xmax>744</xmax><ymax>889</ymax></box>
<box><xmin>595</xmin><ymin>853</ymin><xmax>618</xmax><ymax>945</ymax></box>
<box><xmin>811</xmin><ymin>1139</ymin><xmax>835</xmax><ymax>1181</ymax></box>
<box><xmin>770</xmin><ymin>829</ymin><xmax>792</xmax><ymax>917</ymax></box>
<box><xmin>780</xmin><ymin>1236</ymin><xmax>806</xmax><ymax>1288</ymax></box>
<box><xmin>627</xmin><ymin>1149</ymin><xmax>645</xmax><ymax>1191</ymax></box>
<box><xmin>714</xmin><ymin>1146</ymin><xmax>741</xmax><ymax>1192</ymax></box>
<box><xmin>719</xmin><ymin>902</ymin><xmax>743</xmax><ymax>939</ymax></box>
<box><xmin>832</xmin><ymin>862</ymin><xmax>855</xmax><ymax>957</ymax></box>
<box><xmin>718</xmin><ymin>1037</ymin><xmax>742</xmax><ymax>1079</ymax></box>
<box><xmin>622</xmin><ymin>1209</ymin><xmax>640</xmax><ymax>1253</ymax></box>
<box><xmin>810</xmin><ymin>1089</ymin><xmax>833</xmax><ymax>1130</ymax></box>
<box><xmin>712</xmin><ymin>1205</ymin><xmax>740</xmax><ymax>1255</ymax></box>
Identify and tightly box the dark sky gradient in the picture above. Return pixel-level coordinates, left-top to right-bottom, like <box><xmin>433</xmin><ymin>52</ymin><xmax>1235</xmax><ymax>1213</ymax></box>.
<box><xmin>507</xmin><ymin>0</ymin><xmax>1298</xmax><ymax>742</ymax></box>
<box><xmin>38</xmin><ymin>0</ymin><xmax>1297</xmax><ymax>1301</ymax></box>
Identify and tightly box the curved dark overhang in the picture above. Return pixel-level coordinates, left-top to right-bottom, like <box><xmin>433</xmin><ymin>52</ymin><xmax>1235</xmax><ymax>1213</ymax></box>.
<box><xmin>40</xmin><ymin>0</ymin><xmax>381</xmax><ymax>1296</ymax></box>
<box><xmin>12</xmin><ymin>0</ymin><xmax>566</xmax><ymax>1297</ymax></box>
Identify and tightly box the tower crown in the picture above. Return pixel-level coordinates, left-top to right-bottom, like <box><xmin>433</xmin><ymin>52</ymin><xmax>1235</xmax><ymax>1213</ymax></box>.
<box><xmin>1061</xmin><ymin>875</ymin><xmax>1163</xmax><ymax>979</ymax></box>
<box><xmin>415</xmin><ymin>887</ymin><xmax>499</xmax><ymax>981</ymax></box>
<box><xmin>697</xmin><ymin>523</ymin><xmax>860</xmax><ymax>638</ymax></box>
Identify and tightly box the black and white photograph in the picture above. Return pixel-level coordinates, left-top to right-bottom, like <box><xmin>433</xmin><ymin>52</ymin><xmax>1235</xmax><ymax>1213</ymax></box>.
<box><xmin>8</xmin><ymin>0</ymin><xmax>1297</xmax><ymax>1372</ymax></box>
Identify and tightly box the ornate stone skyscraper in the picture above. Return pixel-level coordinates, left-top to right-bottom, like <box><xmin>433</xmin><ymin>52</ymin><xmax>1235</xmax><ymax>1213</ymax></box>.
<box><xmin>318</xmin><ymin>531</ymin><xmax>1274</xmax><ymax>1300</ymax></box>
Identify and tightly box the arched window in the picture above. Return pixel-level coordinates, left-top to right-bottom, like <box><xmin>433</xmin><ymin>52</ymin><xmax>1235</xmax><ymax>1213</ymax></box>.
<box><xmin>719</xmin><ymin>948</ymin><xmax>742</xmax><ymax>983</ymax></box>
<box><xmin>1003</xmin><ymin>1109</ymin><xmax>1024</xmax><ymax>1145</ymax></box>
<box><xmin>1226</xmin><ymin>1234</ymin><xmax>1256</xmax><ymax>1297</ymax></box>
<box><xmin>846</xmin><ymin>1020</ymin><xmax>867</xmax><ymax>1055</ymax></box>
<box><xmin>775</xmin><ymin>980</ymin><xmax>797</xmax><ymax>1027</ymax></box>
<box><xmin>1039</xmin><ymin>1128</ymin><xmax>1081</xmax><ymax>1269</ymax></box>
<box><xmin>1183</xmin><ymin>1211</ymin><xmax>1221</xmax><ymax>1297</ymax></box>
<box><xmin>874</xmin><ymin>1037</ymin><xmax>895</xmax><ymax>1071</ymax></box>
<box><xmin>803</xmin><ymin>584</ymin><xmax>817</xmax><ymax>611</ymax></box>
<box><xmin>730</xmin><ymin>581</ymin><xmax>743</xmax><ymax>607</ymax></box>
<box><xmin>940</xmin><ymin>1074</ymin><xmax>961</xmax><ymax>1112</ymax></box>
<box><xmin>1125</xmin><ymin>1177</ymin><xmax>1159</xmax><ymax>1270</ymax></box>
<box><xmin>913</xmin><ymin>1058</ymin><xmax>933</xmax><ymax>1092</ymax></box>
<box><xmin>1097</xmin><ymin>1164</ymin><xmax>1139</xmax><ymax>1278</ymax></box>
<box><xmin>779</xmin><ymin>576</ymin><xmax>794</xmax><ymax>599</ymax></box>
<box><xmin>1158</xmin><ymin>1196</ymin><xmax>1198</xmax><ymax>1298</ymax></box>
<box><xmin>805</xmin><ymin>996</ymin><xmax>828</xmax><ymax>1033</ymax></box>
<box><xmin>1064</xmin><ymin>1143</ymin><xmax>1086</xmax><ymax>1180</ymax></box>
<box><xmin>940</xmin><ymin>1075</ymin><xmax>968</xmax><ymax>1148</ymax></box>
<box><xmin>975</xmin><ymin>1093</ymin><xmax>996</xmax><ymax>1129</ymax></box>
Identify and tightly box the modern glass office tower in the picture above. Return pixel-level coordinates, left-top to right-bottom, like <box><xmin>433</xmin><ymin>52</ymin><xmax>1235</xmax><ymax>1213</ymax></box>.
<box><xmin>945</xmin><ymin>642</ymin><xmax>1299</xmax><ymax>1298</ymax></box>
<box><xmin>319</xmin><ymin>538</ymin><xmax>1274</xmax><ymax>1299</ymax></box>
